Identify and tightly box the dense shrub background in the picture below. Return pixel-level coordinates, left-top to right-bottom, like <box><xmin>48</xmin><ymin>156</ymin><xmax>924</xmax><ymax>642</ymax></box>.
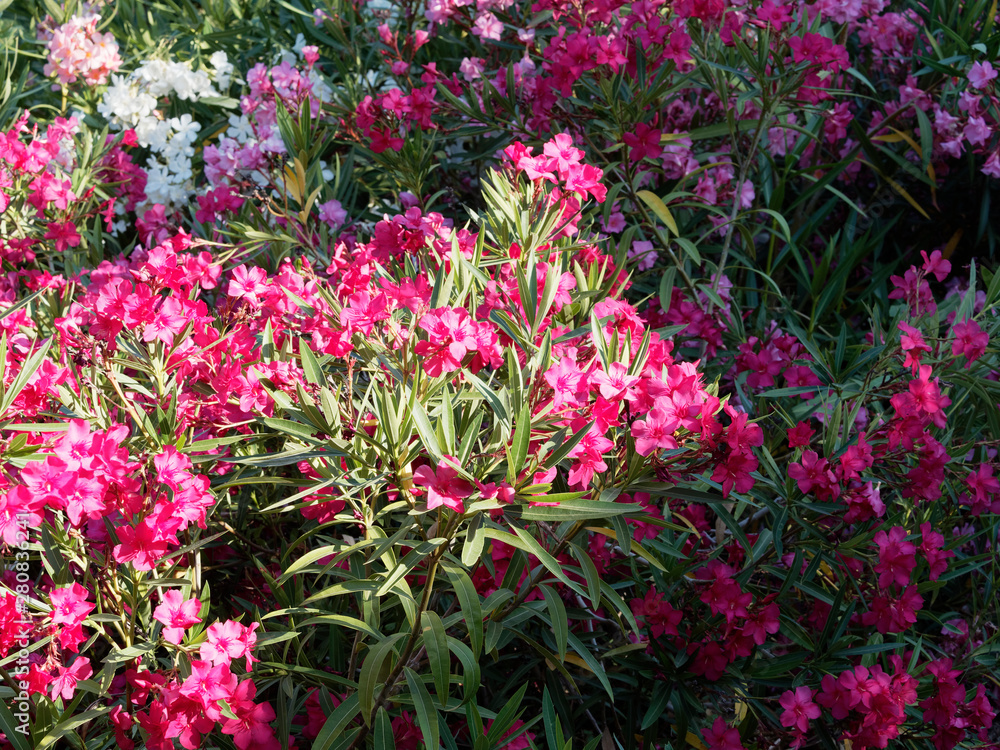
<box><xmin>0</xmin><ymin>0</ymin><xmax>998</xmax><ymax>749</ymax></box>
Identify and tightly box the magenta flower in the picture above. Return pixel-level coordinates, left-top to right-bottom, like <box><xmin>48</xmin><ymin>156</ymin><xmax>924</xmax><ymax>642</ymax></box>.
<box><xmin>49</xmin><ymin>657</ymin><xmax>92</xmax><ymax>701</ymax></box>
<box><xmin>951</xmin><ymin>319</ymin><xmax>988</xmax><ymax>368</ymax></box>
<box><xmin>412</xmin><ymin>459</ymin><xmax>473</xmax><ymax>513</ymax></box>
<box><xmin>873</xmin><ymin>526</ymin><xmax>917</xmax><ymax>589</ymax></box>
<box><xmin>153</xmin><ymin>589</ymin><xmax>202</xmax><ymax>644</ymax></box>
<box><xmin>968</xmin><ymin>61</ymin><xmax>998</xmax><ymax>89</ymax></box>
<box><xmin>779</xmin><ymin>686</ymin><xmax>821</xmax><ymax>733</ymax></box>
<box><xmin>704</xmin><ymin>718</ymin><xmax>745</xmax><ymax>750</ymax></box>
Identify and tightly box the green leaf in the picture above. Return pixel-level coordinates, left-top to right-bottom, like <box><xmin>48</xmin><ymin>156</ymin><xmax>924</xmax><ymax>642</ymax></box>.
<box><xmin>584</xmin><ymin>526</ymin><xmax>667</xmax><ymax>571</ymax></box>
<box><xmin>278</xmin><ymin>544</ymin><xmax>346</xmax><ymax>582</ymax></box>
<box><xmin>377</xmin><ymin>539</ymin><xmax>447</xmax><ymax>597</ymax></box>
<box><xmin>312</xmin><ymin>694</ymin><xmax>362</xmax><ymax>750</ymax></box>
<box><xmin>507</xmin><ymin>401</ymin><xmax>532</xmax><ymax>484</ymax></box>
<box><xmin>519</xmin><ymin>499</ymin><xmax>641</xmax><ymax>521</ymax></box>
<box><xmin>358</xmin><ymin>634</ymin><xmax>406</xmax><ymax>724</ymax></box>
<box><xmin>658</xmin><ymin>266</ymin><xmax>678</xmax><ymax>313</ymax></box>
<box><xmin>409</xmin><ymin>396</ymin><xmax>443</xmax><ymax>461</ymax></box>
<box><xmin>373</xmin><ymin>707</ymin><xmax>394</xmax><ymax>750</ymax></box>
<box><xmin>299</xmin><ymin>339</ymin><xmax>326</xmax><ymax>386</ymax></box>
<box><xmin>422</xmin><ymin>611</ymin><xmax>451</xmax><ymax>705</ymax></box>
<box><xmin>539</xmin><ymin>585</ymin><xmax>568</xmax><ymax>662</ymax></box>
<box><xmin>404</xmin><ymin>667</ymin><xmax>440</xmax><ymax>750</ymax></box>
<box><xmin>293</xmin><ymin>614</ymin><xmax>384</xmax><ymax>641</ymax></box>
<box><xmin>443</xmin><ymin>564</ymin><xmax>484</xmax><ymax>656</ymax></box>
<box><xmin>486</xmin><ymin>528</ymin><xmax>583</xmax><ymax>597</ymax></box>
<box><xmin>540</xmin><ymin>423</ymin><xmax>592</xmax><ymax>471</ymax></box>
<box><xmin>462</xmin><ymin>512</ymin><xmax>485</xmax><ymax>567</ymax></box>
<box><xmin>542</xmin><ymin>687</ymin><xmax>564</xmax><ymax>750</ymax></box>
<box><xmin>465</xmin><ymin>371</ymin><xmax>512</xmax><ymax>437</ymax></box>
<box><xmin>486</xmin><ymin>682</ymin><xmax>530</xmax><ymax>744</ymax></box>
<box><xmin>35</xmin><ymin>708</ymin><xmax>110</xmax><ymax>750</ymax></box>
<box><xmin>567</xmin><ymin>541</ymin><xmax>601</xmax><ymax>608</ymax></box>
<box><xmin>258</xmin><ymin>417</ymin><xmax>321</xmax><ymax>443</ymax></box>
<box><xmin>1</xmin><ymin>339</ymin><xmax>52</xmax><ymax>416</ymax></box>
<box><xmin>0</xmin><ymin>699</ymin><xmax>30</xmax><ymax>750</ymax></box>
<box><xmin>447</xmin><ymin>636</ymin><xmax>482</xmax><ymax>704</ymax></box>
<box><xmin>637</xmin><ymin>190</ymin><xmax>679</xmax><ymax>236</ymax></box>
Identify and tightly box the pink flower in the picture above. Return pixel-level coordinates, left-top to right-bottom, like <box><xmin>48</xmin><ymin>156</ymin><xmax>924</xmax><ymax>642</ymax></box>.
<box><xmin>898</xmin><ymin>321</ymin><xmax>931</xmax><ymax>372</ymax></box>
<box><xmin>49</xmin><ymin>657</ymin><xmax>92</xmax><ymax>701</ymax></box>
<box><xmin>907</xmin><ymin>364</ymin><xmax>951</xmax><ymax>416</ymax></box>
<box><xmin>919</xmin><ymin>522</ymin><xmax>954</xmax><ymax>581</ymax></box>
<box><xmin>340</xmin><ymin>292</ymin><xmax>390</xmax><ymax>336</ymax></box>
<box><xmin>964</xmin><ymin>116</ymin><xmax>992</xmax><ymax>147</ymax></box>
<box><xmin>49</xmin><ymin>583</ymin><xmax>94</xmax><ymax>626</ymax></box>
<box><xmin>301</xmin><ymin>45</ymin><xmax>319</xmax><ymax>67</ymax></box>
<box><xmin>154</xmin><ymin>445</ymin><xmax>192</xmax><ymax>489</ymax></box>
<box><xmin>711</xmin><ymin>448</ymin><xmax>757</xmax><ymax>497</ymax></box>
<box><xmin>757</xmin><ymin>0</ymin><xmax>793</xmax><ymax>30</ymax></box>
<box><xmin>567</xmin><ymin>427</ymin><xmax>614</xmax><ymax>488</ymax></box>
<box><xmin>675</xmin><ymin>0</ymin><xmax>726</xmax><ymax>24</ymax></box>
<box><xmin>201</xmin><ymin>620</ymin><xmax>260</xmax><ymax>670</ymax></box>
<box><xmin>873</xmin><ymin>526</ymin><xmax>917</xmax><ymax>589</ymax></box>
<box><xmin>227</xmin><ymin>264</ymin><xmax>270</xmax><ymax>307</ymax></box>
<box><xmin>630</xmin><ymin>587</ymin><xmax>682</xmax><ymax>638</ymax></box>
<box><xmin>179</xmin><ymin>658</ymin><xmax>235</xmax><ymax>709</ymax></box>
<box><xmin>787</xmin><ymin>421</ymin><xmax>815</xmax><ymax>448</ymax></box>
<box><xmin>318</xmin><ymin>198</ymin><xmax>347</xmax><ymax>228</ymax></box>
<box><xmin>113</xmin><ymin>511</ymin><xmax>182</xmax><ymax>571</ymax></box>
<box><xmin>412</xmin><ymin>459</ymin><xmax>473</xmax><ymax>513</ymax></box>
<box><xmin>110</xmin><ymin>705</ymin><xmax>135</xmax><ymax>750</ymax></box>
<box><xmin>704</xmin><ymin>718</ymin><xmax>745</xmax><ymax>750</ymax></box>
<box><xmin>968</xmin><ymin>61</ymin><xmax>998</xmax><ymax>89</ymax></box>
<box><xmin>983</xmin><ymin>150</ymin><xmax>1000</xmax><ymax>178</ymax></box>
<box><xmin>965</xmin><ymin>463</ymin><xmax>1000</xmax><ymax>513</ymax></box>
<box><xmin>413</xmin><ymin>307</ymin><xmax>483</xmax><ymax>377</ymax></box>
<box><xmin>779</xmin><ymin>686</ymin><xmax>821</xmax><ymax>733</ymax></box>
<box><xmin>43</xmin><ymin>13</ymin><xmax>122</xmax><ymax>86</ymax></box>
<box><xmin>460</xmin><ymin>57</ymin><xmax>485</xmax><ymax>82</ymax></box>
<box><xmin>153</xmin><ymin>590</ymin><xmax>203</xmax><ymax>644</ymax></box>
<box><xmin>44</xmin><ymin>220</ymin><xmax>82</xmax><ymax>253</ymax></box>
<box><xmin>861</xmin><ymin>585</ymin><xmax>923</xmax><ymax>633</ymax></box>
<box><xmin>951</xmin><ymin>319</ymin><xmax>988</xmax><ymax>367</ymax></box>
<box><xmin>472</xmin><ymin>11</ymin><xmax>503</xmax><ymax>41</ymax></box>
<box><xmin>623</xmin><ymin>122</ymin><xmax>663</xmax><ymax>163</ymax></box>
<box><xmin>787</xmin><ymin>450</ymin><xmax>840</xmax><ymax>501</ymax></box>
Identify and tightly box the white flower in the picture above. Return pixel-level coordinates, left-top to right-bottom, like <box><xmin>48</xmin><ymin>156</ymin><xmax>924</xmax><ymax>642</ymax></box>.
<box><xmin>98</xmin><ymin>75</ymin><xmax>156</xmax><ymax>126</ymax></box>
<box><xmin>210</xmin><ymin>50</ymin><xmax>233</xmax><ymax>90</ymax></box>
<box><xmin>136</xmin><ymin>60</ymin><xmax>174</xmax><ymax>97</ymax></box>
<box><xmin>169</xmin><ymin>113</ymin><xmax>202</xmax><ymax>143</ymax></box>
<box><xmin>226</xmin><ymin>114</ymin><xmax>256</xmax><ymax>143</ymax></box>
<box><xmin>307</xmin><ymin>70</ymin><xmax>334</xmax><ymax>103</ymax></box>
<box><xmin>135</xmin><ymin>117</ymin><xmax>171</xmax><ymax>151</ymax></box>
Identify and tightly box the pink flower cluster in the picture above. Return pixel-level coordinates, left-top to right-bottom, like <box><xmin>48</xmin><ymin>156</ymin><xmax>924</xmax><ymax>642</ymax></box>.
<box><xmin>39</xmin><ymin>10</ymin><xmax>122</xmax><ymax>86</ymax></box>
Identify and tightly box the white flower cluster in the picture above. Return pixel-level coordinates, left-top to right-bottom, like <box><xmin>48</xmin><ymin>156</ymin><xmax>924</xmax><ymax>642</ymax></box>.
<box><xmin>98</xmin><ymin>52</ymin><xmax>234</xmax><ymax>209</ymax></box>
